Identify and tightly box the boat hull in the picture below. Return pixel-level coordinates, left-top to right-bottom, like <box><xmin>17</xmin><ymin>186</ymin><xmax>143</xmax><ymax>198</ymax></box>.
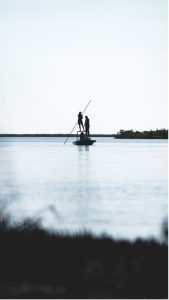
<box><xmin>73</xmin><ymin>139</ymin><xmax>96</xmax><ymax>145</ymax></box>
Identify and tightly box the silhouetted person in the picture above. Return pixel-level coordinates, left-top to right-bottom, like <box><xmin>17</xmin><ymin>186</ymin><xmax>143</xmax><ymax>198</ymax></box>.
<box><xmin>78</xmin><ymin>112</ymin><xmax>84</xmax><ymax>131</ymax></box>
<box><xmin>80</xmin><ymin>132</ymin><xmax>84</xmax><ymax>141</ymax></box>
<box><xmin>85</xmin><ymin>116</ymin><xmax>90</xmax><ymax>136</ymax></box>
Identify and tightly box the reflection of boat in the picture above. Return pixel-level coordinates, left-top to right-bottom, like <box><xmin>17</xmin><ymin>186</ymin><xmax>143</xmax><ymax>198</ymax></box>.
<box><xmin>73</xmin><ymin>131</ymin><xmax>96</xmax><ymax>146</ymax></box>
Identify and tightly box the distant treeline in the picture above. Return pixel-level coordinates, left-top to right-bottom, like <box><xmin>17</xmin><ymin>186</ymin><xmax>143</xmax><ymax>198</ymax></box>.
<box><xmin>0</xmin><ymin>133</ymin><xmax>113</xmax><ymax>137</ymax></box>
<box><xmin>0</xmin><ymin>130</ymin><xmax>168</xmax><ymax>139</ymax></box>
<box><xmin>114</xmin><ymin>129</ymin><xmax>168</xmax><ymax>139</ymax></box>
<box><xmin>0</xmin><ymin>134</ymin><xmax>73</xmax><ymax>137</ymax></box>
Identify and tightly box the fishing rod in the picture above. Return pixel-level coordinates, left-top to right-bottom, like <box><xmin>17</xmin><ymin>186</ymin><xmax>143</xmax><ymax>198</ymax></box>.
<box><xmin>64</xmin><ymin>99</ymin><xmax>92</xmax><ymax>145</ymax></box>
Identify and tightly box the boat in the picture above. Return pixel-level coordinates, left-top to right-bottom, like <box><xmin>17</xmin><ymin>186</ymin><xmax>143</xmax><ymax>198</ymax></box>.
<box><xmin>73</xmin><ymin>131</ymin><xmax>96</xmax><ymax>146</ymax></box>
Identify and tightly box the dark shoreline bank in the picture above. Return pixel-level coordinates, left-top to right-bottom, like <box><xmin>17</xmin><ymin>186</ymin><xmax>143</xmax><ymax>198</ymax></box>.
<box><xmin>0</xmin><ymin>134</ymin><xmax>114</xmax><ymax>137</ymax></box>
<box><xmin>0</xmin><ymin>220</ymin><xmax>168</xmax><ymax>299</ymax></box>
<box><xmin>115</xmin><ymin>136</ymin><xmax>168</xmax><ymax>139</ymax></box>
<box><xmin>115</xmin><ymin>129</ymin><xmax>168</xmax><ymax>139</ymax></box>
<box><xmin>0</xmin><ymin>133</ymin><xmax>168</xmax><ymax>139</ymax></box>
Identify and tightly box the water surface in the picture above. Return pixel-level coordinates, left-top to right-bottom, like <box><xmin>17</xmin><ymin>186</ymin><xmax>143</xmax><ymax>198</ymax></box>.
<box><xmin>0</xmin><ymin>137</ymin><xmax>167</xmax><ymax>240</ymax></box>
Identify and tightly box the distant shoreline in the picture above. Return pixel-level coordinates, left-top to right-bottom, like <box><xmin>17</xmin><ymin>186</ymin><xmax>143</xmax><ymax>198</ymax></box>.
<box><xmin>115</xmin><ymin>129</ymin><xmax>168</xmax><ymax>139</ymax></box>
<box><xmin>0</xmin><ymin>133</ymin><xmax>114</xmax><ymax>137</ymax></box>
<box><xmin>115</xmin><ymin>136</ymin><xmax>168</xmax><ymax>139</ymax></box>
<box><xmin>0</xmin><ymin>133</ymin><xmax>168</xmax><ymax>139</ymax></box>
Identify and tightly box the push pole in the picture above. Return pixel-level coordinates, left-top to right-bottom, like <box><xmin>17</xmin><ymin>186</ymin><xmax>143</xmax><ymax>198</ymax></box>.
<box><xmin>64</xmin><ymin>99</ymin><xmax>92</xmax><ymax>145</ymax></box>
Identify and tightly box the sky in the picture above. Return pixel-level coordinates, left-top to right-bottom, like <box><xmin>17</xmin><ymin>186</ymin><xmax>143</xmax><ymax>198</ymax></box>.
<box><xmin>0</xmin><ymin>0</ymin><xmax>167</xmax><ymax>134</ymax></box>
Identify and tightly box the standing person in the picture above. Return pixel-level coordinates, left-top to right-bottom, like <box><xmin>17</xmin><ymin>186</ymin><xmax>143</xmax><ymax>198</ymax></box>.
<box><xmin>78</xmin><ymin>112</ymin><xmax>84</xmax><ymax>131</ymax></box>
<box><xmin>85</xmin><ymin>116</ymin><xmax>90</xmax><ymax>136</ymax></box>
<box><xmin>80</xmin><ymin>131</ymin><xmax>84</xmax><ymax>141</ymax></box>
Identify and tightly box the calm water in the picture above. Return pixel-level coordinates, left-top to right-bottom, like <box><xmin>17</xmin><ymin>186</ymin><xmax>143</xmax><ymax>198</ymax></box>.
<box><xmin>0</xmin><ymin>137</ymin><xmax>167</xmax><ymax>240</ymax></box>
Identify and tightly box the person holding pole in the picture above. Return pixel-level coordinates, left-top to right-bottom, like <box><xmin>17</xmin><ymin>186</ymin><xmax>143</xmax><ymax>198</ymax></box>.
<box><xmin>64</xmin><ymin>100</ymin><xmax>91</xmax><ymax>145</ymax></box>
<box><xmin>78</xmin><ymin>112</ymin><xmax>84</xmax><ymax>131</ymax></box>
<box><xmin>85</xmin><ymin>116</ymin><xmax>90</xmax><ymax>136</ymax></box>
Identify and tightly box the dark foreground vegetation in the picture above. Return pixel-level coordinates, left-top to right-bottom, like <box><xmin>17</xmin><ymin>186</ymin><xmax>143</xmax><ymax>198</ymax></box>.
<box><xmin>0</xmin><ymin>219</ymin><xmax>168</xmax><ymax>299</ymax></box>
<box><xmin>115</xmin><ymin>129</ymin><xmax>168</xmax><ymax>139</ymax></box>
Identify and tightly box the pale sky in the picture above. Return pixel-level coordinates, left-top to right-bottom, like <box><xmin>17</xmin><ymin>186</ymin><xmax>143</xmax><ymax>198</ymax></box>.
<box><xmin>0</xmin><ymin>0</ymin><xmax>168</xmax><ymax>134</ymax></box>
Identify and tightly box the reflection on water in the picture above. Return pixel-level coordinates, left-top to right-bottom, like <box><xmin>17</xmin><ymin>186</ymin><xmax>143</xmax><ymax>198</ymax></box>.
<box><xmin>0</xmin><ymin>137</ymin><xmax>168</xmax><ymax>240</ymax></box>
